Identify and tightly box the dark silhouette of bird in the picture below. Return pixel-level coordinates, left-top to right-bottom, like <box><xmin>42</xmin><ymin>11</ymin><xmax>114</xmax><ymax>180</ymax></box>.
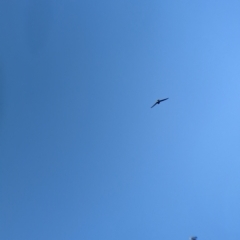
<box><xmin>151</xmin><ymin>98</ymin><xmax>168</xmax><ymax>108</ymax></box>
<box><xmin>190</xmin><ymin>237</ymin><xmax>197</xmax><ymax>240</ymax></box>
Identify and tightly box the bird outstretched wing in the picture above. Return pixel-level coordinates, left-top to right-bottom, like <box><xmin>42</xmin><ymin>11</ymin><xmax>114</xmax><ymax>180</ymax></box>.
<box><xmin>151</xmin><ymin>102</ymin><xmax>158</xmax><ymax>108</ymax></box>
<box><xmin>159</xmin><ymin>98</ymin><xmax>169</xmax><ymax>102</ymax></box>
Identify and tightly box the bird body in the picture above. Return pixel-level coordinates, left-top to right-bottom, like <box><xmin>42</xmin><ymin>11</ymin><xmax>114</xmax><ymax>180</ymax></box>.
<box><xmin>151</xmin><ymin>98</ymin><xmax>168</xmax><ymax>108</ymax></box>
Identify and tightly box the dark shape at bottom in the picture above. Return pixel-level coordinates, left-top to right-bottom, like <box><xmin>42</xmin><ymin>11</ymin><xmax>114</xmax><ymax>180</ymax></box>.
<box><xmin>190</xmin><ymin>237</ymin><xmax>197</xmax><ymax>240</ymax></box>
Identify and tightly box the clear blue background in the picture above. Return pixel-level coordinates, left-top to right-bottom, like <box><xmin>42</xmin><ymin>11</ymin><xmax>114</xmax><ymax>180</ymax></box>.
<box><xmin>1</xmin><ymin>0</ymin><xmax>240</xmax><ymax>239</ymax></box>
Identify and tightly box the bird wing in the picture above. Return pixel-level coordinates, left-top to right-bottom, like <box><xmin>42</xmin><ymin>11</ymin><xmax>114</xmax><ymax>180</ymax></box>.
<box><xmin>159</xmin><ymin>98</ymin><xmax>168</xmax><ymax>102</ymax></box>
<box><xmin>151</xmin><ymin>102</ymin><xmax>157</xmax><ymax>108</ymax></box>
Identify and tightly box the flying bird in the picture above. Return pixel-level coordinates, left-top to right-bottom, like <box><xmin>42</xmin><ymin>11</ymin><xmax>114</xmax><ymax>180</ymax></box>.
<box><xmin>190</xmin><ymin>237</ymin><xmax>197</xmax><ymax>240</ymax></box>
<box><xmin>151</xmin><ymin>98</ymin><xmax>168</xmax><ymax>108</ymax></box>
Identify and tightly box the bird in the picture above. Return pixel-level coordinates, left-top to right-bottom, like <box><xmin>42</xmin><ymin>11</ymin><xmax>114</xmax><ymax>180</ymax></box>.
<box><xmin>151</xmin><ymin>98</ymin><xmax>168</xmax><ymax>108</ymax></box>
<box><xmin>190</xmin><ymin>237</ymin><xmax>197</xmax><ymax>240</ymax></box>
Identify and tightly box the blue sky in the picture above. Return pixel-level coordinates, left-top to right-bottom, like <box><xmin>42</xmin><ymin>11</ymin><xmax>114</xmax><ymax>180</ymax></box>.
<box><xmin>1</xmin><ymin>0</ymin><xmax>240</xmax><ymax>239</ymax></box>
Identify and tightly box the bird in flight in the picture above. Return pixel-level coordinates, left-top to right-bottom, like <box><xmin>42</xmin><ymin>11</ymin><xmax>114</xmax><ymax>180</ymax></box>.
<box><xmin>151</xmin><ymin>98</ymin><xmax>168</xmax><ymax>108</ymax></box>
<box><xmin>190</xmin><ymin>237</ymin><xmax>197</xmax><ymax>240</ymax></box>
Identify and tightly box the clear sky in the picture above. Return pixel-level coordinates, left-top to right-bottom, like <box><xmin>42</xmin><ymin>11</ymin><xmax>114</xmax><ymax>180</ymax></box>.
<box><xmin>1</xmin><ymin>0</ymin><xmax>240</xmax><ymax>239</ymax></box>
